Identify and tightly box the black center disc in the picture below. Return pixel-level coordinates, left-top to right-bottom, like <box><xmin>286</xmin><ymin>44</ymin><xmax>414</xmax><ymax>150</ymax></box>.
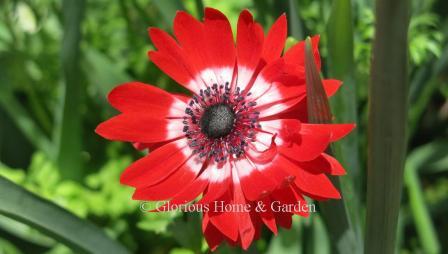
<box><xmin>200</xmin><ymin>103</ymin><xmax>235</xmax><ymax>138</ymax></box>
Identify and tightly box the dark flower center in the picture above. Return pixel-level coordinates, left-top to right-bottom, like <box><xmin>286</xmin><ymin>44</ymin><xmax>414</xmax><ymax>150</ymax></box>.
<box><xmin>182</xmin><ymin>82</ymin><xmax>260</xmax><ymax>162</ymax></box>
<box><xmin>200</xmin><ymin>103</ymin><xmax>235</xmax><ymax>138</ymax></box>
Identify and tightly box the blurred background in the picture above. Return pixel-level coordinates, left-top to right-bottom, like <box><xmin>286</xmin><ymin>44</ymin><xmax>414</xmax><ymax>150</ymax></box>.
<box><xmin>0</xmin><ymin>0</ymin><xmax>447</xmax><ymax>253</ymax></box>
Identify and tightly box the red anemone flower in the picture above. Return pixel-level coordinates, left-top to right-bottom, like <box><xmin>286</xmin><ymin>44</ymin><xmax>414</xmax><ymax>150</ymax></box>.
<box><xmin>96</xmin><ymin>8</ymin><xmax>354</xmax><ymax>251</ymax></box>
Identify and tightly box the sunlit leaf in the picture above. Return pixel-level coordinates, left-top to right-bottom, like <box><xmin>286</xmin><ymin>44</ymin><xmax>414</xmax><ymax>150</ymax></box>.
<box><xmin>0</xmin><ymin>176</ymin><xmax>129</xmax><ymax>254</ymax></box>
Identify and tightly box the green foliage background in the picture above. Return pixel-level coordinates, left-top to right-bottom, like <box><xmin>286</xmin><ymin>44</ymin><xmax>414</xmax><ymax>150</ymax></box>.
<box><xmin>0</xmin><ymin>0</ymin><xmax>447</xmax><ymax>253</ymax></box>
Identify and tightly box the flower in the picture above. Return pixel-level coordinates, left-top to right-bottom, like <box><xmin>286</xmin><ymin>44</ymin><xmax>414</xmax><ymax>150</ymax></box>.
<box><xmin>96</xmin><ymin>8</ymin><xmax>355</xmax><ymax>251</ymax></box>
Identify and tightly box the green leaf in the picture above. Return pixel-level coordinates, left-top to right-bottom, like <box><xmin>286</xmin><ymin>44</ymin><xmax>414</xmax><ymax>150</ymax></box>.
<box><xmin>0</xmin><ymin>176</ymin><xmax>129</xmax><ymax>254</ymax></box>
<box><xmin>0</xmin><ymin>237</ymin><xmax>24</xmax><ymax>254</ymax></box>
<box><xmin>311</xmin><ymin>215</ymin><xmax>330</xmax><ymax>254</ymax></box>
<box><xmin>0</xmin><ymin>52</ymin><xmax>53</xmax><ymax>158</ymax></box>
<box><xmin>287</xmin><ymin>0</ymin><xmax>303</xmax><ymax>40</ymax></box>
<box><xmin>83</xmin><ymin>48</ymin><xmax>132</xmax><ymax>102</ymax></box>
<box><xmin>404</xmin><ymin>166</ymin><xmax>440</xmax><ymax>254</ymax></box>
<box><xmin>54</xmin><ymin>0</ymin><xmax>86</xmax><ymax>180</ymax></box>
<box><xmin>325</xmin><ymin>0</ymin><xmax>363</xmax><ymax>251</ymax></box>
<box><xmin>364</xmin><ymin>0</ymin><xmax>410</xmax><ymax>253</ymax></box>
<box><xmin>327</xmin><ymin>0</ymin><xmax>354</xmax><ymax>78</ymax></box>
<box><xmin>137</xmin><ymin>206</ymin><xmax>180</xmax><ymax>234</ymax></box>
<box><xmin>266</xmin><ymin>219</ymin><xmax>302</xmax><ymax>254</ymax></box>
<box><xmin>305</xmin><ymin>37</ymin><xmax>360</xmax><ymax>254</ymax></box>
<box><xmin>401</xmin><ymin>141</ymin><xmax>447</xmax><ymax>254</ymax></box>
<box><xmin>152</xmin><ymin>0</ymin><xmax>185</xmax><ymax>29</ymax></box>
<box><xmin>168</xmin><ymin>213</ymin><xmax>202</xmax><ymax>253</ymax></box>
<box><xmin>0</xmin><ymin>91</ymin><xmax>53</xmax><ymax>158</ymax></box>
<box><xmin>326</xmin><ymin>0</ymin><xmax>359</xmax><ymax>181</ymax></box>
<box><xmin>193</xmin><ymin>0</ymin><xmax>204</xmax><ymax>19</ymax></box>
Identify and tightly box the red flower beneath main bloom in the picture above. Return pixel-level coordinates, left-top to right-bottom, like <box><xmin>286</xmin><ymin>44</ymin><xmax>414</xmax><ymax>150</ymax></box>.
<box><xmin>96</xmin><ymin>8</ymin><xmax>355</xmax><ymax>251</ymax></box>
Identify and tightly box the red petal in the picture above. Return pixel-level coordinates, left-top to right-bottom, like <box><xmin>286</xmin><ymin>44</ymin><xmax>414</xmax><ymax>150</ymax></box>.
<box><xmin>263</xmin><ymin>14</ymin><xmax>287</xmax><ymax>63</ymax></box>
<box><xmin>260</xmin><ymin>79</ymin><xmax>342</xmax><ymax>122</ymax></box>
<box><xmin>159</xmin><ymin>166</ymin><xmax>212</xmax><ymax>210</ymax></box>
<box><xmin>148</xmin><ymin>27</ymin><xmax>180</xmax><ymax>54</ymax></box>
<box><xmin>173</xmin><ymin>11</ymin><xmax>208</xmax><ymax>74</ymax></box>
<box><xmin>322</xmin><ymin>153</ymin><xmax>347</xmax><ymax>175</ymax></box>
<box><xmin>257</xmin><ymin>96</ymin><xmax>304</xmax><ymax>118</ymax></box>
<box><xmin>173</xmin><ymin>10</ymin><xmax>235</xmax><ymax>91</ymax></box>
<box><xmin>108</xmin><ymin>82</ymin><xmax>186</xmax><ymax>116</ymax></box>
<box><xmin>290</xmin><ymin>187</ymin><xmax>310</xmax><ymax>217</ymax></box>
<box><xmin>248</xmin><ymin>58</ymin><xmax>285</xmax><ymax>97</ymax></box>
<box><xmin>271</xmin><ymin>186</ymin><xmax>308</xmax><ymax>217</ymax></box>
<box><xmin>257</xmin><ymin>162</ymin><xmax>294</xmax><ymax>189</ymax></box>
<box><xmin>173</xmin><ymin>93</ymin><xmax>190</xmax><ymax>103</ymax></box>
<box><xmin>204</xmin><ymin>8</ymin><xmax>236</xmax><ymax>68</ymax></box>
<box><xmin>234</xmin><ymin>158</ymin><xmax>277</xmax><ymax>200</ymax></box>
<box><xmin>254</xmin><ymin>82</ymin><xmax>306</xmax><ymax>109</ymax></box>
<box><xmin>274</xmin><ymin>210</ymin><xmax>292</xmax><ymax>229</ymax></box>
<box><xmin>293</xmin><ymin>166</ymin><xmax>341</xmax><ymax>199</ymax></box>
<box><xmin>198</xmin><ymin>161</ymin><xmax>232</xmax><ymax>205</ymax></box>
<box><xmin>95</xmin><ymin>113</ymin><xmax>184</xmax><ymax>143</ymax></box>
<box><xmin>295</xmin><ymin>155</ymin><xmax>332</xmax><ymax>175</ymax></box>
<box><xmin>120</xmin><ymin>139</ymin><xmax>191</xmax><ymax>188</ymax></box>
<box><xmin>132</xmin><ymin>141</ymin><xmax>168</xmax><ymax>152</ymax></box>
<box><xmin>236</xmin><ymin>10</ymin><xmax>264</xmax><ymax>91</ymax></box>
<box><xmin>279</xmin><ymin>132</ymin><xmax>330</xmax><ymax>162</ymax></box>
<box><xmin>322</xmin><ymin>79</ymin><xmax>342</xmax><ymax>97</ymax></box>
<box><xmin>232</xmin><ymin>179</ymin><xmax>256</xmax><ymax>250</ymax></box>
<box><xmin>203</xmin><ymin>217</ymin><xmax>225</xmax><ymax>251</ymax></box>
<box><xmin>148</xmin><ymin>51</ymin><xmax>201</xmax><ymax>93</ymax></box>
<box><xmin>259</xmin><ymin>197</ymin><xmax>278</xmax><ymax>234</ymax></box>
<box><xmin>246</xmin><ymin>135</ymin><xmax>277</xmax><ymax>164</ymax></box>
<box><xmin>148</xmin><ymin>28</ymin><xmax>199</xmax><ymax>92</ymax></box>
<box><xmin>131</xmin><ymin>156</ymin><xmax>203</xmax><ymax>200</ymax></box>
<box><xmin>249</xmin><ymin>131</ymin><xmax>295</xmax><ymax>187</ymax></box>
<box><xmin>236</xmin><ymin>10</ymin><xmax>263</xmax><ymax>68</ymax></box>
<box><xmin>275</xmin><ymin>155</ymin><xmax>340</xmax><ymax>199</ymax></box>
<box><xmin>208</xmin><ymin>190</ymin><xmax>240</xmax><ymax>242</ymax></box>
<box><xmin>300</xmin><ymin>123</ymin><xmax>355</xmax><ymax>142</ymax></box>
<box><xmin>259</xmin><ymin>118</ymin><xmax>301</xmax><ymax>143</ymax></box>
<box><xmin>257</xmin><ymin>119</ymin><xmax>330</xmax><ymax>161</ymax></box>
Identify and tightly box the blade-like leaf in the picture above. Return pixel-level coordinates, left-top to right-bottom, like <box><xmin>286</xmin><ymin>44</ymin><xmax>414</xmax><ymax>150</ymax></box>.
<box><xmin>287</xmin><ymin>0</ymin><xmax>303</xmax><ymax>40</ymax></box>
<box><xmin>194</xmin><ymin>0</ymin><xmax>204</xmax><ymax>19</ymax></box>
<box><xmin>402</xmin><ymin>141</ymin><xmax>447</xmax><ymax>253</ymax></box>
<box><xmin>404</xmin><ymin>166</ymin><xmax>440</xmax><ymax>254</ymax></box>
<box><xmin>325</xmin><ymin>0</ymin><xmax>363</xmax><ymax>250</ymax></box>
<box><xmin>0</xmin><ymin>176</ymin><xmax>129</xmax><ymax>254</ymax></box>
<box><xmin>305</xmin><ymin>38</ymin><xmax>360</xmax><ymax>254</ymax></box>
<box><xmin>365</xmin><ymin>0</ymin><xmax>410</xmax><ymax>253</ymax></box>
<box><xmin>55</xmin><ymin>0</ymin><xmax>86</xmax><ymax>180</ymax></box>
<box><xmin>305</xmin><ymin>37</ymin><xmax>332</xmax><ymax>124</ymax></box>
<box><xmin>327</xmin><ymin>0</ymin><xmax>354</xmax><ymax>78</ymax></box>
